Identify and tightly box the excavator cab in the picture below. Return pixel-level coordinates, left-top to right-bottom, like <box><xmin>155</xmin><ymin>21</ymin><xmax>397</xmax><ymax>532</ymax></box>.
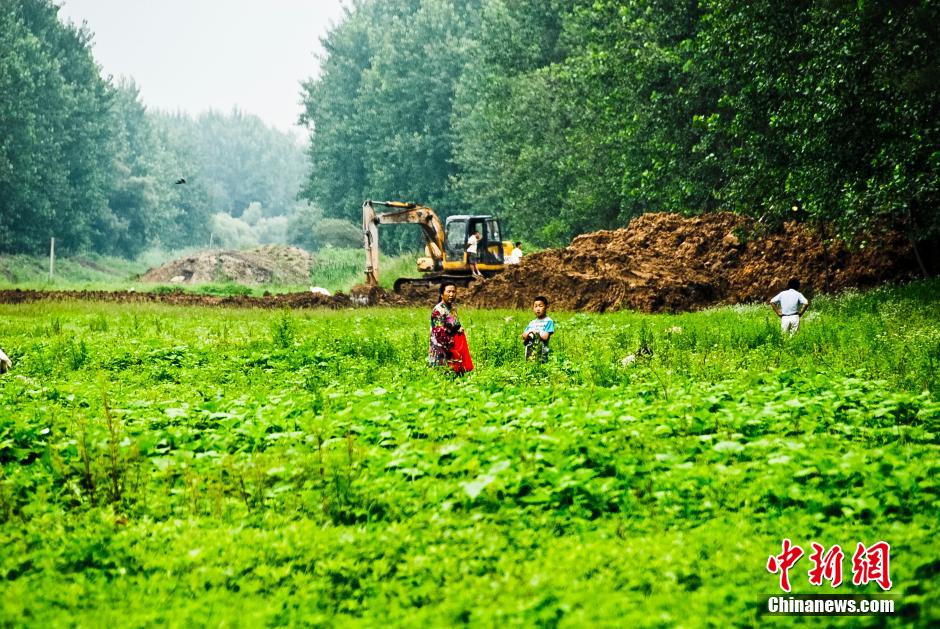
<box><xmin>443</xmin><ymin>215</ymin><xmax>505</xmax><ymax>273</ymax></box>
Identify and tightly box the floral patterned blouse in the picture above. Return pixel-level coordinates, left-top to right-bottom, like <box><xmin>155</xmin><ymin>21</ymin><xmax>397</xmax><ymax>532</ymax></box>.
<box><xmin>429</xmin><ymin>300</ymin><xmax>461</xmax><ymax>367</ymax></box>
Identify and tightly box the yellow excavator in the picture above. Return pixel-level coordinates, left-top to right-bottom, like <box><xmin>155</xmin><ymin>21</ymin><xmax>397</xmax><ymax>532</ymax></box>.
<box><xmin>363</xmin><ymin>200</ymin><xmax>513</xmax><ymax>292</ymax></box>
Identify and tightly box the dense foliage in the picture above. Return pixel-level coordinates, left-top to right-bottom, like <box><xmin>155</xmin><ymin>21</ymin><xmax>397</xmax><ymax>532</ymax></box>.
<box><xmin>302</xmin><ymin>0</ymin><xmax>940</xmax><ymax>249</ymax></box>
<box><xmin>0</xmin><ymin>0</ymin><xmax>113</xmax><ymax>254</ymax></box>
<box><xmin>0</xmin><ymin>282</ymin><xmax>938</xmax><ymax>624</ymax></box>
<box><xmin>0</xmin><ymin>0</ymin><xmax>309</xmax><ymax>258</ymax></box>
<box><xmin>6</xmin><ymin>0</ymin><xmax>935</xmax><ymax>260</ymax></box>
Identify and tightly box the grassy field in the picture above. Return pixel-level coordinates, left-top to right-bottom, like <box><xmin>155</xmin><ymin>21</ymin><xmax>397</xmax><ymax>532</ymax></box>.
<box><xmin>0</xmin><ymin>253</ymin><xmax>149</xmax><ymax>287</ymax></box>
<box><xmin>0</xmin><ymin>280</ymin><xmax>938</xmax><ymax>626</ymax></box>
<box><xmin>0</xmin><ymin>248</ymin><xmax>419</xmax><ymax>295</ymax></box>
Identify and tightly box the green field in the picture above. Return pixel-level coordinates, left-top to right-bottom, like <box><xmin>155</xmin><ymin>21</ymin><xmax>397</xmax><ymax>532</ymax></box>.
<box><xmin>1</xmin><ymin>281</ymin><xmax>938</xmax><ymax>626</ymax></box>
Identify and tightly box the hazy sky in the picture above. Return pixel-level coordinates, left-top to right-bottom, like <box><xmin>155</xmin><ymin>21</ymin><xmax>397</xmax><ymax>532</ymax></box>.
<box><xmin>56</xmin><ymin>0</ymin><xmax>348</xmax><ymax>134</ymax></box>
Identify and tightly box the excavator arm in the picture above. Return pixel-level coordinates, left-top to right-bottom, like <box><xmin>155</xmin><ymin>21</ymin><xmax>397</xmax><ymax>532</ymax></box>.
<box><xmin>363</xmin><ymin>200</ymin><xmax>446</xmax><ymax>286</ymax></box>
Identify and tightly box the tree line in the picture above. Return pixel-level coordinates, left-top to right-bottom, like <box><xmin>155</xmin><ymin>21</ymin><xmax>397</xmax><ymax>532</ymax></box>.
<box><xmin>302</xmin><ymin>0</ymin><xmax>939</xmax><ymax>258</ymax></box>
<box><xmin>0</xmin><ymin>0</ymin><xmax>309</xmax><ymax>258</ymax></box>
<box><xmin>3</xmin><ymin>0</ymin><xmax>936</xmax><ymax>262</ymax></box>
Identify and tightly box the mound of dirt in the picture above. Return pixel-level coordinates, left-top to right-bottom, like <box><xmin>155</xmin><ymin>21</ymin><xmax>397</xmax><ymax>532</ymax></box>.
<box><xmin>464</xmin><ymin>213</ymin><xmax>917</xmax><ymax>313</ymax></box>
<box><xmin>141</xmin><ymin>246</ymin><xmax>314</xmax><ymax>285</ymax></box>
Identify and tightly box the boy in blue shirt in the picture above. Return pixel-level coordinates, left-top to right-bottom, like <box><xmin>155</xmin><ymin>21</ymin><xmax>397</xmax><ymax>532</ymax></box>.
<box><xmin>521</xmin><ymin>295</ymin><xmax>555</xmax><ymax>361</ymax></box>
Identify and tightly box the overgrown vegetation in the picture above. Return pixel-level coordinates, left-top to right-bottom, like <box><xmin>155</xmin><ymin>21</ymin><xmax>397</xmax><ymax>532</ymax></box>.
<box><xmin>0</xmin><ymin>281</ymin><xmax>937</xmax><ymax>624</ymax></box>
<box><xmin>0</xmin><ymin>253</ymin><xmax>148</xmax><ymax>286</ymax></box>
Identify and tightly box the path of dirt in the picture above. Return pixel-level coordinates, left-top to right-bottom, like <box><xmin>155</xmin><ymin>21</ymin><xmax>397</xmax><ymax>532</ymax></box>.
<box><xmin>0</xmin><ymin>289</ymin><xmax>348</xmax><ymax>309</ymax></box>
<box><xmin>0</xmin><ymin>284</ymin><xmax>412</xmax><ymax>310</ymax></box>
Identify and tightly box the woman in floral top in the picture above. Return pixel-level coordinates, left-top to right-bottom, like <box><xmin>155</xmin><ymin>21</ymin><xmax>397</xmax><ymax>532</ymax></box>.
<box><xmin>429</xmin><ymin>282</ymin><xmax>472</xmax><ymax>373</ymax></box>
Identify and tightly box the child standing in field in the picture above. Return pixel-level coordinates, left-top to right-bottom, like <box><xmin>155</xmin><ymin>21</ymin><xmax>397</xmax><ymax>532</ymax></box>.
<box><xmin>521</xmin><ymin>295</ymin><xmax>555</xmax><ymax>361</ymax></box>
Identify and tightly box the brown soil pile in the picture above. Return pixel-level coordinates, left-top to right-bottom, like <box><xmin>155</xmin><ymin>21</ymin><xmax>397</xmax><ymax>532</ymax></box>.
<box><xmin>464</xmin><ymin>213</ymin><xmax>917</xmax><ymax>313</ymax></box>
<box><xmin>0</xmin><ymin>286</ymin><xmax>428</xmax><ymax>309</ymax></box>
<box><xmin>0</xmin><ymin>215</ymin><xmax>918</xmax><ymax>313</ymax></box>
<box><xmin>141</xmin><ymin>245</ymin><xmax>314</xmax><ymax>285</ymax></box>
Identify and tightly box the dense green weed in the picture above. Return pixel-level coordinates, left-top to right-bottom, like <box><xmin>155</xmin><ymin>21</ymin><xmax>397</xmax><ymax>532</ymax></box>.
<box><xmin>0</xmin><ymin>279</ymin><xmax>937</xmax><ymax>625</ymax></box>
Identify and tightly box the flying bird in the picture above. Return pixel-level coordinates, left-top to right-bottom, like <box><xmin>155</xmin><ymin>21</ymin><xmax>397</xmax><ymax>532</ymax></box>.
<box><xmin>174</xmin><ymin>177</ymin><xmax>187</xmax><ymax>185</ymax></box>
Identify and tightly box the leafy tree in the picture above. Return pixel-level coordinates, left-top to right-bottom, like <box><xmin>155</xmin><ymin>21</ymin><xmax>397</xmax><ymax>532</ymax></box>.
<box><xmin>300</xmin><ymin>0</ymin><xmax>380</xmax><ymax>224</ymax></box>
<box><xmin>210</xmin><ymin>212</ymin><xmax>256</xmax><ymax>249</ymax></box>
<box><xmin>5</xmin><ymin>0</ymin><xmax>935</xmax><ymax>265</ymax></box>
<box><xmin>0</xmin><ymin>2</ymin><xmax>308</xmax><ymax>258</ymax></box>
<box><xmin>452</xmin><ymin>0</ymin><xmax>939</xmax><ymax>254</ymax></box>
<box><xmin>301</xmin><ymin>0</ymin><xmax>484</xmax><ymax>250</ymax></box>
<box><xmin>101</xmin><ymin>79</ymin><xmax>180</xmax><ymax>257</ymax></box>
<box><xmin>148</xmin><ymin>109</ymin><xmax>306</xmax><ymax>250</ymax></box>
<box><xmin>149</xmin><ymin>112</ymin><xmax>214</xmax><ymax>249</ymax></box>
<box><xmin>191</xmin><ymin>110</ymin><xmax>307</xmax><ymax>217</ymax></box>
<box><xmin>0</xmin><ymin>0</ymin><xmax>114</xmax><ymax>254</ymax></box>
<box><xmin>452</xmin><ymin>0</ymin><xmax>581</xmax><ymax>245</ymax></box>
<box><xmin>313</xmin><ymin>218</ymin><xmax>362</xmax><ymax>250</ymax></box>
<box><xmin>286</xmin><ymin>203</ymin><xmax>323</xmax><ymax>251</ymax></box>
<box><xmin>692</xmin><ymin>1</ymin><xmax>939</xmax><ymax>271</ymax></box>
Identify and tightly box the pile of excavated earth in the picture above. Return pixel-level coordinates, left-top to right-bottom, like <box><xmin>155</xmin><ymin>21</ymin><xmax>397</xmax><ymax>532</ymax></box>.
<box><xmin>140</xmin><ymin>245</ymin><xmax>314</xmax><ymax>285</ymax></box>
<box><xmin>461</xmin><ymin>212</ymin><xmax>918</xmax><ymax>312</ymax></box>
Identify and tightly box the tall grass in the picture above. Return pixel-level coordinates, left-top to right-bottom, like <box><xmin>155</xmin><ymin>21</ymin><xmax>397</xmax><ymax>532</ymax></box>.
<box><xmin>309</xmin><ymin>247</ymin><xmax>423</xmax><ymax>292</ymax></box>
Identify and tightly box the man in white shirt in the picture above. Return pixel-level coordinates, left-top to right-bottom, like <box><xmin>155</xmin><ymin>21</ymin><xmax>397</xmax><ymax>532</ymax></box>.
<box><xmin>506</xmin><ymin>242</ymin><xmax>523</xmax><ymax>264</ymax></box>
<box><xmin>466</xmin><ymin>231</ymin><xmax>483</xmax><ymax>278</ymax></box>
<box><xmin>769</xmin><ymin>278</ymin><xmax>810</xmax><ymax>334</ymax></box>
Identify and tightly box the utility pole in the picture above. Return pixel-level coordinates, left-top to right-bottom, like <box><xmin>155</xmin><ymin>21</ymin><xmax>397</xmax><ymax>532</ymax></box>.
<box><xmin>49</xmin><ymin>237</ymin><xmax>55</xmax><ymax>280</ymax></box>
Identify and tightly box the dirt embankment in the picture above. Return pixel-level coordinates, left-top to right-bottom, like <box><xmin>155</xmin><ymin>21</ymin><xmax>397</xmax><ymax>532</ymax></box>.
<box><xmin>0</xmin><ymin>289</ymin><xmax>349</xmax><ymax>309</ymax></box>
<box><xmin>0</xmin><ymin>284</ymin><xmax>412</xmax><ymax>309</ymax></box>
<box><xmin>463</xmin><ymin>213</ymin><xmax>917</xmax><ymax>312</ymax></box>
